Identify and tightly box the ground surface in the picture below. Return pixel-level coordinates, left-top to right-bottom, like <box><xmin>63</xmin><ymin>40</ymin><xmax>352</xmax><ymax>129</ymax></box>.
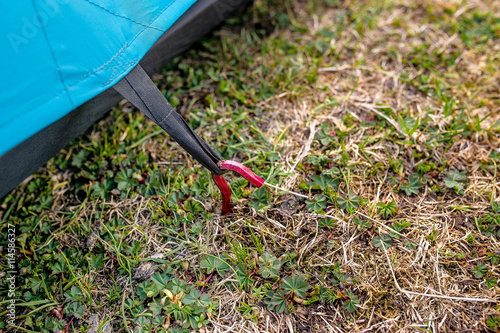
<box><xmin>1</xmin><ymin>0</ymin><xmax>500</xmax><ymax>332</ymax></box>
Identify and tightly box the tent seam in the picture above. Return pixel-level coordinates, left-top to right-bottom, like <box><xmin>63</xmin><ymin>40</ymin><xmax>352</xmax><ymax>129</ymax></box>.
<box><xmin>75</xmin><ymin>0</ymin><xmax>176</xmax><ymax>83</ymax></box>
<box><xmin>0</xmin><ymin>0</ymin><xmax>180</xmax><ymax>130</ymax></box>
<box><xmin>82</xmin><ymin>0</ymin><xmax>164</xmax><ymax>32</ymax></box>
<box><xmin>104</xmin><ymin>60</ymin><xmax>138</xmax><ymax>87</ymax></box>
<box><xmin>157</xmin><ymin>108</ymin><xmax>175</xmax><ymax>127</ymax></box>
<box><xmin>0</xmin><ymin>57</ymin><xmax>137</xmax><ymax>130</ymax></box>
<box><xmin>104</xmin><ymin>51</ymin><xmax>127</xmax><ymax>85</ymax></box>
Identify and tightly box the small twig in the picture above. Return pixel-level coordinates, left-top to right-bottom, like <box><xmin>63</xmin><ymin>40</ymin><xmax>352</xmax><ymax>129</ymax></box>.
<box><xmin>319</xmin><ymin>315</ymin><xmax>342</xmax><ymax>333</ymax></box>
<box><xmin>355</xmin><ymin>103</ymin><xmax>406</xmax><ymax>137</ymax></box>
<box><xmin>318</xmin><ymin>65</ymin><xmax>352</xmax><ymax>72</ymax></box>
<box><xmin>134</xmin><ymin>197</ymin><xmax>144</xmax><ymax>223</ymax></box>
<box><xmin>264</xmin><ymin>182</ymin><xmax>309</xmax><ymax>199</ymax></box>
<box><xmin>357</xmin><ymin>212</ymin><xmax>420</xmax><ymax>246</ymax></box>
<box><xmin>297</xmin><ymin>219</ymin><xmax>319</xmax><ymax>266</ymax></box>
<box><xmin>64</xmin><ymin>316</ymin><xmax>75</xmax><ymax>333</ymax></box>
<box><xmin>107</xmin><ymin>251</ymin><xmax>118</xmax><ymax>261</ymax></box>
<box><xmin>192</xmin><ymin>198</ymin><xmax>207</xmax><ymax>209</ymax></box>
<box><xmin>289</xmin><ymin>120</ymin><xmax>317</xmax><ymax>172</ymax></box>
<box><xmin>224</xmin><ymin>218</ymin><xmax>244</xmax><ymax>229</ymax></box>
<box><xmin>183</xmin><ymin>222</ymin><xmax>189</xmax><ymax>242</ymax></box>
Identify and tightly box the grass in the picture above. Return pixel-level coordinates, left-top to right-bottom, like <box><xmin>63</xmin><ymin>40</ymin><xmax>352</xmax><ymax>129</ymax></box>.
<box><xmin>1</xmin><ymin>0</ymin><xmax>500</xmax><ymax>331</ymax></box>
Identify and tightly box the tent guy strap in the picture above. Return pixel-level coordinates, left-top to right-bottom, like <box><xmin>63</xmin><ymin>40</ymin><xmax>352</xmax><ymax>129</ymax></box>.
<box><xmin>113</xmin><ymin>64</ymin><xmax>224</xmax><ymax>175</ymax></box>
<box><xmin>113</xmin><ymin>64</ymin><xmax>306</xmax><ymax>215</ymax></box>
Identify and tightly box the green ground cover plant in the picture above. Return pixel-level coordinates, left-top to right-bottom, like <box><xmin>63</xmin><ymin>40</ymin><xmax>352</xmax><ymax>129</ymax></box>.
<box><xmin>1</xmin><ymin>0</ymin><xmax>499</xmax><ymax>331</ymax></box>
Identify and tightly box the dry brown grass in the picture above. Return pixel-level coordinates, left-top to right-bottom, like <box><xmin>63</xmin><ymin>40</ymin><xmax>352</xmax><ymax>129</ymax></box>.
<box><xmin>2</xmin><ymin>0</ymin><xmax>499</xmax><ymax>332</ymax></box>
<box><xmin>187</xmin><ymin>0</ymin><xmax>500</xmax><ymax>331</ymax></box>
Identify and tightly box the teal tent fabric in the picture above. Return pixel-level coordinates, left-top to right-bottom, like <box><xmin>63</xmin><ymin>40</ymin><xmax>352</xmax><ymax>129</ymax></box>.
<box><xmin>0</xmin><ymin>0</ymin><xmax>197</xmax><ymax>156</ymax></box>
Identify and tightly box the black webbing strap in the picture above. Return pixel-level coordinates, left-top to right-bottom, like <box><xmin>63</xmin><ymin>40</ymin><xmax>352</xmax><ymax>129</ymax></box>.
<box><xmin>113</xmin><ymin>64</ymin><xmax>223</xmax><ymax>175</ymax></box>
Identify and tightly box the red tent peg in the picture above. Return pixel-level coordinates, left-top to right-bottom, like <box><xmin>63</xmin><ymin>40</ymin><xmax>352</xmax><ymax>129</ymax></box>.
<box><xmin>212</xmin><ymin>160</ymin><xmax>308</xmax><ymax>215</ymax></box>
<box><xmin>212</xmin><ymin>160</ymin><xmax>264</xmax><ymax>215</ymax></box>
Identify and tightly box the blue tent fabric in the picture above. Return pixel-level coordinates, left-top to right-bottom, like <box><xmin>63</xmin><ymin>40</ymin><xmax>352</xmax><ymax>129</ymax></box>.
<box><xmin>0</xmin><ymin>0</ymin><xmax>197</xmax><ymax>156</ymax></box>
